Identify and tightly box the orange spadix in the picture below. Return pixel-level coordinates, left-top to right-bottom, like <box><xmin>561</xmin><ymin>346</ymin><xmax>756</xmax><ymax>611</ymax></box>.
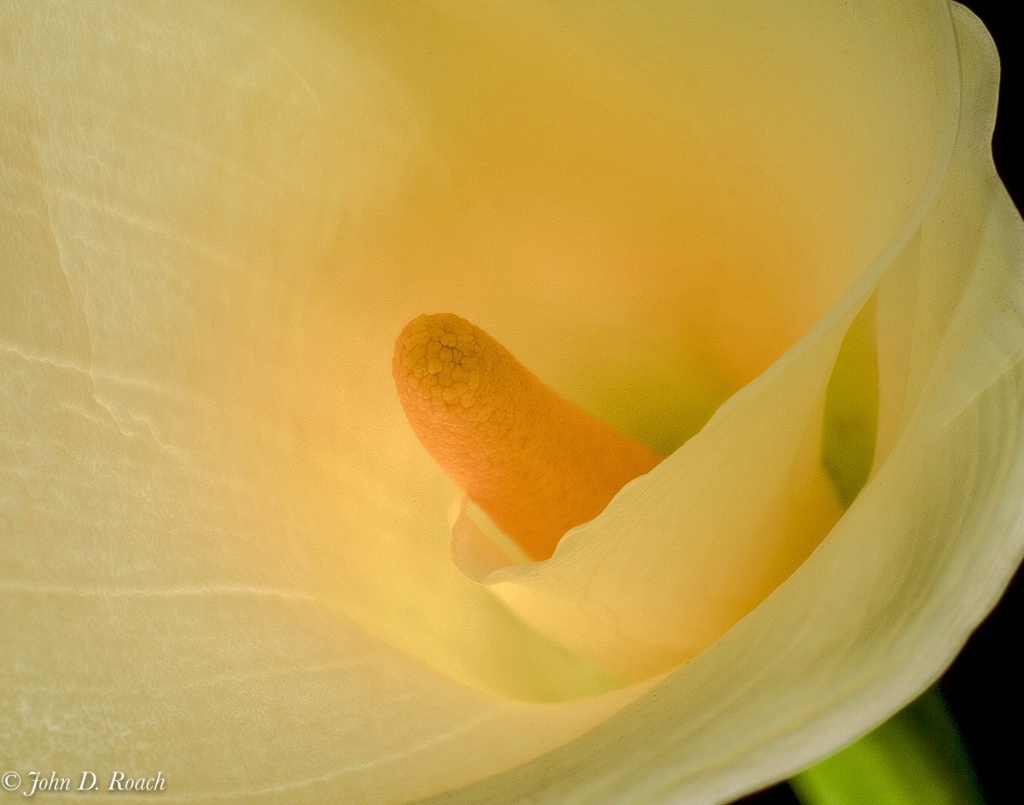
<box><xmin>392</xmin><ymin>313</ymin><xmax>662</xmax><ymax>560</ymax></box>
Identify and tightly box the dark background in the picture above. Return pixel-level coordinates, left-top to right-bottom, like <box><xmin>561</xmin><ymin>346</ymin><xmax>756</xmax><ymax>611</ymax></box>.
<box><xmin>741</xmin><ymin>2</ymin><xmax>1022</xmax><ymax>803</ymax></box>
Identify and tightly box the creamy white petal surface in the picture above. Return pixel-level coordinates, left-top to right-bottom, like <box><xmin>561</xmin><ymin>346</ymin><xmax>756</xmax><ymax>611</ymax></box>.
<box><xmin>2</xmin><ymin>1</ymin><xmax>1021</xmax><ymax>804</ymax></box>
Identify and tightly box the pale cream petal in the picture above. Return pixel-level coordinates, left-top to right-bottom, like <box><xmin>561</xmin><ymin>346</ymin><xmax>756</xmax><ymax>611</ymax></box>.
<box><xmin>1</xmin><ymin>577</ymin><xmax>656</xmax><ymax>803</ymax></box>
<box><xmin>3</xmin><ymin>1</ymin><xmax>1020</xmax><ymax>805</ymax></box>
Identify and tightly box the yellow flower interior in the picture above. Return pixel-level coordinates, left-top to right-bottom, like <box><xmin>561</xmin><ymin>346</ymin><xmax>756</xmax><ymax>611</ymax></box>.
<box><xmin>2</xmin><ymin>0</ymin><xmax>958</xmax><ymax>703</ymax></box>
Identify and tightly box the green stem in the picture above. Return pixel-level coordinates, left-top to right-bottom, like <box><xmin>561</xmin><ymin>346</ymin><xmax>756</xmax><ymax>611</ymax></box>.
<box><xmin>790</xmin><ymin>688</ymin><xmax>985</xmax><ymax>805</ymax></box>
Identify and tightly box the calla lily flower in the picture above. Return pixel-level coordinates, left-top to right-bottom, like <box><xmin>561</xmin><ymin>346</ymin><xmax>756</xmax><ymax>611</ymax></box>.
<box><xmin>2</xmin><ymin>1</ymin><xmax>1022</xmax><ymax>803</ymax></box>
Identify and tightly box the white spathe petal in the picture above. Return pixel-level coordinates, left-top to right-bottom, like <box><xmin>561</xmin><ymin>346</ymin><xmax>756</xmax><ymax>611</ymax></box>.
<box><xmin>2</xmin><ymin>1</ymin><xmax>1021</xmax><ymax>805</ymax></box>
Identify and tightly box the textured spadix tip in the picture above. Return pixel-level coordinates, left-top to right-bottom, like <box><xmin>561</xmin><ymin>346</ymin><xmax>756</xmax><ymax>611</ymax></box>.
<box><xmin>392</xmin><ymin>313</ymin><xmax>489</xmax><ymax>419</ymax></box>
<box><xmin>392</xmin><ymin>313</ymin><xmax>663</xmax><ymax>561</ymax></box>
